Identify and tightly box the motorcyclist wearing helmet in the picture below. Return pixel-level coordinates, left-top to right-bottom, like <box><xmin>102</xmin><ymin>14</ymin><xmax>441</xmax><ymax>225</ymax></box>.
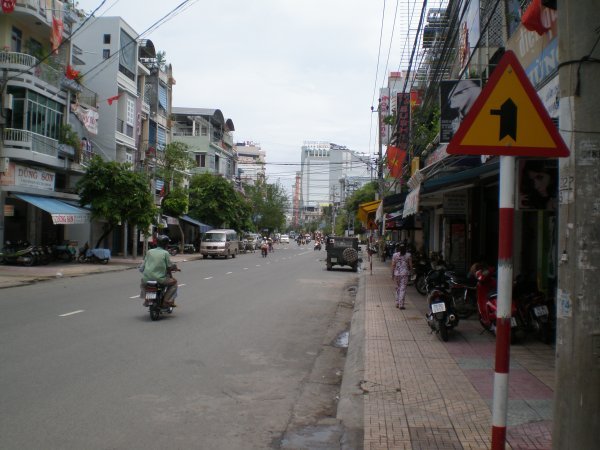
<box><xmin>140</xmin><ymin>235</ymin><xmax>178</xmax><ymax>307</ymax></box>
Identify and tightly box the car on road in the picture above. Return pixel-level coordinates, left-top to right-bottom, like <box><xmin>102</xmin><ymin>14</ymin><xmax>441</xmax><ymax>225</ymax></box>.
<box><xmin>280</xmin><ymin>234</ymin><xmax>290</xmax><ymax>244</ymax></box>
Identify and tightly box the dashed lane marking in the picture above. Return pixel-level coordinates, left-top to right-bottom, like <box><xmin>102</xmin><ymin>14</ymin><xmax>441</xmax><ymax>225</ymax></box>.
<box><xmin>204</xmin><ymin>276</ymin><xmax>213</xmax><ymax>280</ymax></box>
<box><xmin>59</xmin><ymin>310</ymin><xmax>85</xmax><ymax>317</ymax></box>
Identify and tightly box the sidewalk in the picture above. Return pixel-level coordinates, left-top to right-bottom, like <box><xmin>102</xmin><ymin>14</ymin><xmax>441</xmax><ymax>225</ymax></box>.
<box><xmin>0</xmin><ymin>253</ymin><xmax>201</xmax><ymax>289</ymax></box>
<box><xmin>359</xmin><ymin>257</ymin><xmax>555</xmax><ymax>450</ymax></box>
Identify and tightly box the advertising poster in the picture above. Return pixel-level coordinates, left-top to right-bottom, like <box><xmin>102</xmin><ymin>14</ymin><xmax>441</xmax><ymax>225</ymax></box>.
<box><xmin>440</xmin><ymin>79</ymin><xmax>481</xmax><ymax>143</ymax></box>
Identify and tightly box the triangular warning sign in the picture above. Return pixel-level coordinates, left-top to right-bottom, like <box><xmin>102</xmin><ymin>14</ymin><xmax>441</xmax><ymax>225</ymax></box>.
<box><xmin>447</xmin><ymin>50</ymin><xmax>569</xmax><ymax>157</ymax></box>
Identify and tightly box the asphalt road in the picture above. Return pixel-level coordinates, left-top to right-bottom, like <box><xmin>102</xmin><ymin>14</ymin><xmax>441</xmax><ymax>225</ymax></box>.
<box><xmin>0</xmin><ymin>245</ymin><xmax>360</xmax><ymax>450</ymax></box>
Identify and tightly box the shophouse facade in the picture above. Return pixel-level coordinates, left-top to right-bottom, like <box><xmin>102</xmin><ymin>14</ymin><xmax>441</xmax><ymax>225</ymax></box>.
<box><xmin>170</xmin><ymin>107</ymin><xmax>236</xmax><ymax>181</ymax></box>
<box><xmin>0</xmin><ymin>1</ymin><xmax>95</xmax><ymax>249</ymax></box>
<box><xmin>383</xmin><ymin>0</ymin><xmax>559</xmax><ymax>296</ymax></box>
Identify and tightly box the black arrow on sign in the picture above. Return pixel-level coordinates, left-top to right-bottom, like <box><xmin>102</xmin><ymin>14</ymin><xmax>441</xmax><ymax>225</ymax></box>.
<box><xmin>490</xmin><ymin>98</ymin><xmax>517</xmax><ymax>141</ymax></box>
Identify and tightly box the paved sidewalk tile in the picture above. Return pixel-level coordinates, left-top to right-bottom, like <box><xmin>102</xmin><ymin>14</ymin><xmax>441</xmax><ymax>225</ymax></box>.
<box><xmin>362</xmin><ymin>259</ymin><xmax>554</xmax><ymax>449</ymax></box>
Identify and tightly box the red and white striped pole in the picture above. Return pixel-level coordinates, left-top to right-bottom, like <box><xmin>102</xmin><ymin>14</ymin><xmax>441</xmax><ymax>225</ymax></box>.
<box><xmin>491</xmin><ymin>155</ymin><xmax>515</xmax><ymax>449</ymax></box>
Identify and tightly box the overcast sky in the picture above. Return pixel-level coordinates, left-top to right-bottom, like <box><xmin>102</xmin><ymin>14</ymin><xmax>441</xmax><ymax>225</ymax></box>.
<box><xmin>76</xmin><ymin>0</ymin><xmax>424</xmax><ymax>192</ymax></box>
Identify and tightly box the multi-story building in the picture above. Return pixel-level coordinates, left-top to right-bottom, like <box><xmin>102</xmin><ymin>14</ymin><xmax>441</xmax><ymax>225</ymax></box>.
<box><xmin>235</xmin><ymin>141</ymin><xmax>265</xmax><ymax>185</ymax></box>
<box><xmin>0</xmin><ymin>1</ymin><xmax>95</xmax><ymax>247</ymax></box>
<box><xmin>298</xmin><ymin>141</ymin><xmax>371</xmax><ymax>218</ymax></box>
<box><xmin>171</xmin><ymin>107</ymin><xmax>236</xmax><ymax>181</ymax></box>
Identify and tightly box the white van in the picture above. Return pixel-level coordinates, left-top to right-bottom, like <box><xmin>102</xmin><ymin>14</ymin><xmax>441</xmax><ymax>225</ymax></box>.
<box><xmin>200</xmin><ymin>229</ymin><xmax>240</xmax><ymax>259</ymax></box>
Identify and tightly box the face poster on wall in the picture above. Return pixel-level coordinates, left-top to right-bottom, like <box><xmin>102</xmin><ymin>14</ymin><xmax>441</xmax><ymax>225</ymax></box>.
<box><xmin>439</xmin><ymin>79</ymin><xmax>482</xmax><ymax>143</ymax></box>
<box><xmin>518</xmin><ymin>159</ymin><xmax>558</xmax><ymax>211</ymax></box>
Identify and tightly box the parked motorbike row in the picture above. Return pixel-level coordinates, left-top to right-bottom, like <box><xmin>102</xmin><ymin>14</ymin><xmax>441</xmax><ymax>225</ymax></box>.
<box><xmin>417</xmin><ymin>256</ymin><xmax>554</xmax><ymax>344</ymax></box>
<box><xmin>0</xmin><ymin>240</ymin><xmax>110</xmax><ymax>266</ymax></box>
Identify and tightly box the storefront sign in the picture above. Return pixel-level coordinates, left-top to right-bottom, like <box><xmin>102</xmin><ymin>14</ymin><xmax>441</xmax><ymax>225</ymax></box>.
<box><xmin>15</xmin><ymin>165</ymin><xmax>55</xmax><ymax>190</ymax></box>
<box><xmin>52</xmin><ymin>213</ymin><xmax>88</xmax><ymax>225</ymax></box>
<box><xmin>4</xmin><ymin>205</ymin><xmax>14</xmax><ymax>217</ymax></box>
<box><xmin>443</xmin><ymin>192</ymin><xmax>468</xmax><ymax>215</ymax></box>
<box><xmin>424</xmin><ymin>144</ymin><xmax>449</xmax><ymax>167</ymax></box>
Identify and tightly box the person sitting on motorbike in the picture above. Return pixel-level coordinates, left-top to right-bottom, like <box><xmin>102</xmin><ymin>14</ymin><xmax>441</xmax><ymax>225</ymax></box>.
<box><xmin>140</xmin><ymin>235</ymin><xmax>178</xmax><ymax>307</ymax></box>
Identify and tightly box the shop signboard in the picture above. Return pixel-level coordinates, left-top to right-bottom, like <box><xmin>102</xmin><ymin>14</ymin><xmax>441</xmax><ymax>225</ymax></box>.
<box><xmin>443</xmin><ymin>192</ymin><xmax>468</xmax><ymax>215</ymax></box>
<box><xmin>15</xmin><ymin>164</ymin><xmax>56</xmax><ymax>190</ymax></box>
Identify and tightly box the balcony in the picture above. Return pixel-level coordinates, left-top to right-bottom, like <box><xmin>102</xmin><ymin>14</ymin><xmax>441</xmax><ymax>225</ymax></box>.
<box><xmin>0</xmin><ymin>52</ymin><xmax>66</xmax><ymax>100</ymax></box>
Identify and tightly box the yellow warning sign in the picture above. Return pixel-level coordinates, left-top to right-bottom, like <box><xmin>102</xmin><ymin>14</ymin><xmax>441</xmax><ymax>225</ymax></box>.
<box><xmin>447</xmin><ymin>51</ymin><xmax>569</xmax><ymax>157</ymax></box>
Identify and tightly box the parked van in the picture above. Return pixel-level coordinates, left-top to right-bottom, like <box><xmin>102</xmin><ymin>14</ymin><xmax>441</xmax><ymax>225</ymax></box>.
<box><xmin>200</xmin><ymin>229</ymin><xmax>240</xmax><ymax>259</ymax></box>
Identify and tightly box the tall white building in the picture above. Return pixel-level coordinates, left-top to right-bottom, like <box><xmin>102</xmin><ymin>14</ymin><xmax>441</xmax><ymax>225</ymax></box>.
<box><xmin>298</xmin><ymin>141</ymin><xmax>372</xmax><ymax>218</ymax></box>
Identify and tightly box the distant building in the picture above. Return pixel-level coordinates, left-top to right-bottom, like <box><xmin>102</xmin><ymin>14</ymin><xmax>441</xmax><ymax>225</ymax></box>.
<box><xmin>298</xmin><ymin>141</ymin><xmax>371</xmax><ymax>208</ymax></box>
<box><xmin>235</xmin><ymin>141</ymin><xmax>265</xmax><ymax>185</ymax></box>
<box><xmin>171</xmin><ymin>107</ymin><xmax>236</xmax><ymax>181</ymax></box>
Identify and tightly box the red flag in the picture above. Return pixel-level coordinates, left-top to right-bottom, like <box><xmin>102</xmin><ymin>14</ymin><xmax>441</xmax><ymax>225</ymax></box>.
<box><xmin>521</xmin><ymin>0</ymin><xmax>550</xmax><ymax>35</ymax></box>
<box><xmin>51</xmin><ymin>17</ymin><xmax>63</xmax><ymax>53</ymax></box>
<box><xmin>387</xmin><ymin>146</ymin><xmax>407</xmax><ymax>179</ymax></box>
<box><xmin>107</xmin><ymin>93</ymin><xmax>122</xmax><ymax>105</ymax></box>
<box><xmin>2</xmin><ymin>0</ymin><xmax>16</xmax><ymax>14</ymax></box>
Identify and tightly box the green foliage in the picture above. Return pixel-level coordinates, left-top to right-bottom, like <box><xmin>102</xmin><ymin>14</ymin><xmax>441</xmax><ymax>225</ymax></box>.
<box><xmin>76</xmin><ymin>156</ymin><xmax>157</xmax><ymax>246</ymax></box>
<box><xmin>161</xmin><ymin>186</ymin><xmax>188</xmax><ymax>217</ymax></box>
<box><xmin>188</xmin><ymin>173</ymin><xmax>246</xmax><ymax>229</ymax></box>
<box><xmin>59</xmin><ymin>123</ymin><xmax>80</xmax><ymax>148</ymax></box>
<box><xmin>244</xmin><ymin>180</ymin><xmax>288</xmax><ymax>234</ymax></box>
<box><xmin>334</xmin><ymin>181</ymin><xmax>378</xmax><ymax>236</ymax></box>
<box><xmin>156</xmin><ymin>141</ymin><xmax>193</xmax><ymax>186</ymax></box>
<box><xmin>411</xmin><ymin>106</ymin><xmax>440</xmax><ymax>156</ymax></box>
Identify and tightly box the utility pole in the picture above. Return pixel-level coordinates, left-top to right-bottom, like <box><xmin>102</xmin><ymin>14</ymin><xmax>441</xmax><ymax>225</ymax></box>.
<box><xmin>554</xmin><ymin>1</ymin><xmax>600</xmax><ymax>448</ymax></box>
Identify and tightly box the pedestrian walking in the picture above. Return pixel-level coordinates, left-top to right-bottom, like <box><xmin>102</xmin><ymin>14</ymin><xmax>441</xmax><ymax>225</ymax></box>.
<box><xmin>391</xmin><ymin>243</ymin><xmax>412</xmax><ymax>309</ymax></box>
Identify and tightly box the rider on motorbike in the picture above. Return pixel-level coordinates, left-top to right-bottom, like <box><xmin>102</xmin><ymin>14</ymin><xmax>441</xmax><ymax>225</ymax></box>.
<box><xmin>140</xmin><ymin>235</ymin><xmax>178</xmax><ymax>307</ymax></box>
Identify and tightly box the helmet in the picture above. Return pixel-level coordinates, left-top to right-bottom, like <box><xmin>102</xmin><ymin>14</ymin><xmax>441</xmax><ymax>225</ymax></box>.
<box><xmin>157</xmin><ymin>235</ymin><xmax>170</xmax><ymax>247</ymax></box>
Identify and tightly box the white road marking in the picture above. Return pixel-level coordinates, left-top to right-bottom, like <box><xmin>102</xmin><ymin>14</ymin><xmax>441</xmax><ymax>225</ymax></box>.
<box><xmin>256</xmin><ymin>264</ymin><xmax>261</xmax><ymax>267</ymax></box>
<box><xmin>204</xmin><ymin>276</ymin><xmax>213</xmax><ymax>280</ymax></box>
<box><xmin>59</xmin><ymin>310</ymin><xmax>84</xmax><ymax>317</ymax></box>
<box><xmin>243</xmin><ymin>268</ymin><xmax>249</xmax><ymax>270</ymax></box>
<box><xmin>178</xmin><ymin>283</ymin><xmax>186</xmax><ymax>287</ymax></box>
<box><xmin>129</xmin><ymin>295</ymin><xmax>140</xmax><ymax>299</ymax></box>
<box><xmin>226</xmin><ymin>271</ymin><xmax>233</xmax><ymax>274</ymax></box>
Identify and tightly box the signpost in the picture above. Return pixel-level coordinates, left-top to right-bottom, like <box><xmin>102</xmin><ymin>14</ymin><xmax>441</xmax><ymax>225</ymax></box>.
<box><xmin>447</xmin><ymin>50</ymin><xmax>569</xmax><ymax>449</ymax></box>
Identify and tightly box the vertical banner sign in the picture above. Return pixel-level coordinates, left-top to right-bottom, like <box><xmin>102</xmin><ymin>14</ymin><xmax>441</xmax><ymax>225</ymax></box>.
<box><xmin>379</xmin><ymin>88</ymin><xmax>390</xmax><ymax>145</ymax></box>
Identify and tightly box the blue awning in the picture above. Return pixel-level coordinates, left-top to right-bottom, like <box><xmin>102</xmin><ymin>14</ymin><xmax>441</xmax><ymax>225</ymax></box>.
<box><xmin>13</xmin><ymin>194</ymin><xmax>90</xmax><ymax>225</ymax></box>
<box><xmin>181</xmin><ymin>215</ymin><xmax>213</xmax><ymax>233</ymax></box>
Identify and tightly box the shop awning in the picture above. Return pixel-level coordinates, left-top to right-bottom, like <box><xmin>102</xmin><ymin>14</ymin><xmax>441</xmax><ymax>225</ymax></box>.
<box><xmin>13</xmin><ymin>194</ymin><xmax>90</xmax><ymax>225</ymax></box>
<box><xmin>181</xmin><ymin>215</ymin><xmax>213</xmax><ymax>233</ymax></box>
<box><xmin>403</xmin><ymin>187</ymin><xmax>421</xmax><ymax>218</ymax></box>
<box><xmin>357</xmin><ymin>200</ymin><xmax>381</xmax><ymax>224</ymax></box>
<box><xmin>421</xmin><ymin>160</ymin><xmax>500</xmax><ymax>194</ymax></box>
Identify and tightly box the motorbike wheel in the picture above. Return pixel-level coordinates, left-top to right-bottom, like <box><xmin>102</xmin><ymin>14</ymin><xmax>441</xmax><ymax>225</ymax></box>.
<box><xmin>78</xmin><ymin>254</ymin><xmax>87</xmax><ymax>263</ymax></box>
<box><xmin>100</xmin><ymin>258</ymin><xmax>109</xmax><ymax>265</ymax></box>
<box><xmin>150</xmin><ymin>308</ymin><xmax>160</xmax><ymax>321</ymax></box>
<box><xmin>415</xmin><ymin>275</ymin><xmax>427</xmax><ymax>296</ymax></box>
<box><xmin>439</xmin><ymin>320</ymin><xmax>449</xmax><ymax>342</ymax></box>
<box><xmin>23</xmin><ymin>256</ymin><xmax>34</xmax><ymax>267</ymax></box>
<box><xmin>168</xmin><ymin>248</ymin><xmax>178</xmax><ymax>256</ymax></box>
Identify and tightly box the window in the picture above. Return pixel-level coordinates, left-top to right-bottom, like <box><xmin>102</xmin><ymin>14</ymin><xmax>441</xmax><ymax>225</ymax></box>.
<box><xmin>103</xmin><ymin>49</ymin><xmax>110</xmax><ymax>59</ymax></box>
<box><xmin>25</xmin><ymin>92</ymin><xmax>63</xmax><ymax>140</ymax></box>
<box><xmin>11</xmin><ymin>27</ymin><xmax>22</xmax><ymax>53</ymax></box>
<box><xmin>126</xmin><ymin>98</ymin><xmax>135</xmax><ymax>125</ymax></box>
<box><xmin>118</xmin><ymin>29</ymin><xmax>136</xmax><ymax>80</ymax></box>
<box><xmin>158</xmin><ymin>83</ymin><xmax>167</xmax><ymax>112</ymax></box>
<box><xmin>196</xmin><ymin>154</ymin><xmax>206</xmax><ymax>167</ymax></box>
<box><xmin>201</xmin><ymin>126</ymin><xmax>208</xmax><ymax>136</ymax></box>
<box><xmin>103</xmin><ymin>34</ymin><xmax>111</xmax><ymax>44</ymax></box>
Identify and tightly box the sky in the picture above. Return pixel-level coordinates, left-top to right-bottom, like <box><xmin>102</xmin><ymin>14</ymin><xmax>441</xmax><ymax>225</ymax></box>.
<box><xmin>75</xmin><ymin>0</ymin><xmax>427</xmax><ymax>194</ymax></box>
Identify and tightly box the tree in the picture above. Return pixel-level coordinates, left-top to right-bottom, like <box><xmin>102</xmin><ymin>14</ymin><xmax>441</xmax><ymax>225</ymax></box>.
<box><xmin>335</xmin><ymin>181</ymin><xmax>379</xmax><ymax>236</ymax></box>
<box><xmin>244</xmin><ymin>180</ymin><xmax>288</xmax><ymax>234</ymax></box>
<box><xmin>156</xmin><ymin>142</ymin><xmax>193</xmax><ymax>248</ymax></box>
<box><xmin>76</xmin><ymin>156</ymin><xmax>157</xmax><ymax>248</ymax></box>
<box><xmin>188</xmin><ymin>173</ymin><xmax>249</xmax><ymax>230</ymax></box>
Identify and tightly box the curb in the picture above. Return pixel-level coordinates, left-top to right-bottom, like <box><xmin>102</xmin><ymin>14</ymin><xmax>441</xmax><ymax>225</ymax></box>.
<box><xmin>337</xmin><ymin>263</ymin><xmax>367</xmax><ymax>449</ymax></box>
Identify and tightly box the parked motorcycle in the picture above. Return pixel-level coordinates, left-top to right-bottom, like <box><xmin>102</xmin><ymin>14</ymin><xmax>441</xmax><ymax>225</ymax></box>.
<box><xmin>425</xmin><ymin>272</ymin><xmax>459</xmax><ymax>341</ymax></box>
<box><xmin>513</xmin><ymin>275</ymin><xmax>553</xmax><ymax>344</ymax></box>
<box><xmin>52</xmin><ymin>241</ymin><xmax>77</xmax><ymax>262</ymax></box>
<box><xmin>0</xmin><ymin>240</ymin><xmax>36</xmax><ymax>266</ymax></box>
<box><xmin>143</xmin><ymin>265</ymin><xmax>180</xmax><ymax>321</ymax></box>
<box><xmin>475</xmin><ymin>267</ymin><xmax>526</xmax><ymax>343</ymax></box>
<box><xmin>446</xmin><ymin>271</ymin><xmax>478</xmax><ymax>319</ymax></box>
<box><xmin>78</xmin><ymin>243</ymin><xmax>111</xmax><ymax>264</ymax></box>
